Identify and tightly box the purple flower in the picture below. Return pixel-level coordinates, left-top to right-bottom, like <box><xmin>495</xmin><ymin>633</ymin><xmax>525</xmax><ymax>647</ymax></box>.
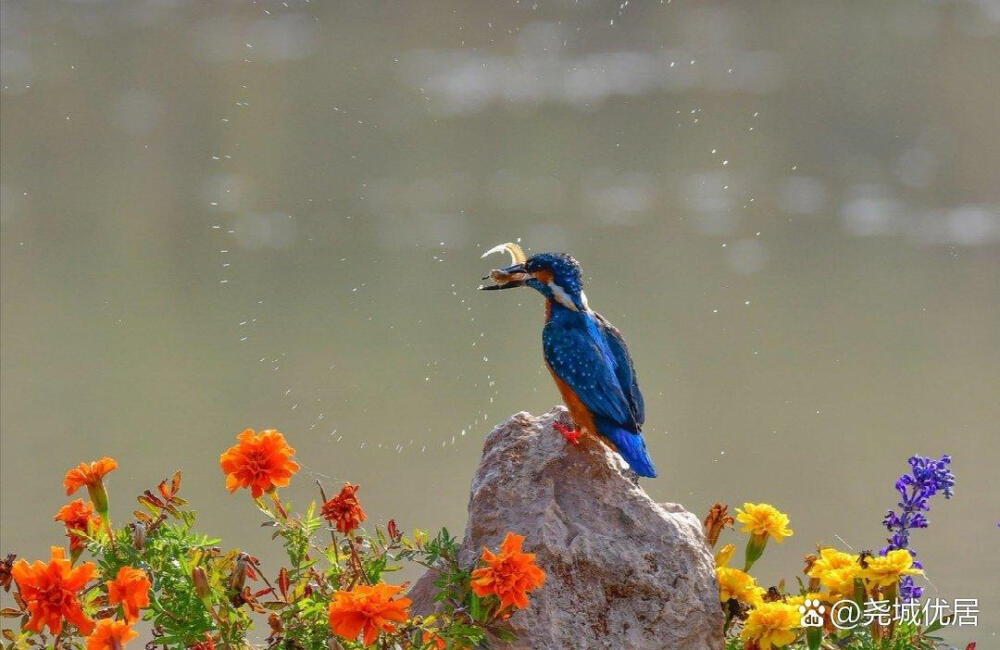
<box><xmin>880</xmin><ymin>455</ymin><xmax>955</xmax><ymax>601</ymax></box>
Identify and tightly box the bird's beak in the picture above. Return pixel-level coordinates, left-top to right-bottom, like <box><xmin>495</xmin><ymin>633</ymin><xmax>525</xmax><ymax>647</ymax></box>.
<box><xmin>479</xmin><ymin>242</ymin><xmax>529</xmax><ymax>291</ymax></box>
<box><xmin>480</xmin><ymin>263</ymin><xmax>528</xmax><ymax>290</ymax></box>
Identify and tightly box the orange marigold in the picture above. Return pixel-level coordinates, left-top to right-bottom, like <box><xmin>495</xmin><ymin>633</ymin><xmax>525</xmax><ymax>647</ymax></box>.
<box><xmin>107</xmin><ymin>566</ymin><xmax>151</xmax><ymax>623</ymax></box>
<box><xmin>328</xmin><ymin>582</ymin><xmax>411</xmax><ymax>646</ymax></box>
<box><xmin>64</xmin><ymin>458</ymin><xmax>118</xmax><ymax>496</ymax></box>
<box><xmin>188</xmin><ymin>633</ymin><xmax>215</xmax><ymax>650</ymax></box>
<box><xmin>470</xmin><ymin>532</ymin><xmax>546</xmax><ymax>610</ymax></box>
<box><xmin>54</xmin><ymin>499</ymin><xmax>100</xmax><ymax>553</ymax></box>
<box><xmin>321</xmin><ymin>483</ymin><xmax>367</xmax><ymax>534</ymax></box>
<box><xmin>219</xmin><ymin>429</ymin><xmax>300</xmax><ymax>498</ymax></box>
<box><xmin>421</xmin><ymin>631</ymin><xmax>446</xmax><ymax>649</ymax></box>
<box><xmin>11</xmin><ymin>546</ymin><xmax>97</xmax><ymax>635</ymax></box>
<box><xmin>85</xmin><ymin>618</ymin><xmax>138</xmax><ymax>650</ymax></box>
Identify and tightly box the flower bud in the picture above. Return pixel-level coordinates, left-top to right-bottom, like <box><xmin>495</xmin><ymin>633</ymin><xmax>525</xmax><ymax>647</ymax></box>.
<box><xmin>714</xmin><ymin>543</ymin><xmax>735</xmax><ymax>569</ymax></box>
<box><xmin>229</xmin><ymin>555</ymin><xmax>248</xmax><ymax>592</ymax></box>
<box><xmin>192</xmin><ymin>566</ymin><xmax>211</xmax><ymax>602</ymax></box>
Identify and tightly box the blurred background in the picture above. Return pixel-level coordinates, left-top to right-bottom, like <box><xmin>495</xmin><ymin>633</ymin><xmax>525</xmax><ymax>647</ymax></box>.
<box><xmin>2</xmin><ymin>0</ymin><xmax>998</xmax><ymax>644</ymax></box>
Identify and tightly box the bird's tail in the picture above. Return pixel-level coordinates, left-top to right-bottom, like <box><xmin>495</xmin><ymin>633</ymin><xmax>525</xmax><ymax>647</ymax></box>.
<box><xmin>600</xmin><ymin>424</ymin><xmax>657</xmax><ymax>478</ymax></box>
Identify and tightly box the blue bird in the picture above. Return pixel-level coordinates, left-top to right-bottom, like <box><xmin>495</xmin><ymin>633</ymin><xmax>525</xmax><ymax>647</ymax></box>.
<box><xmin>480</xmin><ymin>243</ymin><xmax>657</xmax><ymax>478</ymax></box>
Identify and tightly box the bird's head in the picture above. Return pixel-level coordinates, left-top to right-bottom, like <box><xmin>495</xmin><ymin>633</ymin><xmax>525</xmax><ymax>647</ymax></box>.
<box><xmin>479</xmin><ymin>242</ymin><xmax>588</xmax><ymax>311</ymax></box>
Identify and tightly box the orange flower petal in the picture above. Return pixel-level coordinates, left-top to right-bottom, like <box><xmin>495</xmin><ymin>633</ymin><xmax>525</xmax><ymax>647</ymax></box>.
<box><xmin>85</xmin><ymin>619</ymin><xmax>137</xmax><ymax>650</ymax></box>
<box><xmin>219</xmin><ymin>429</ymin><xmax>299</xmax><ymax>498</ymax></box>
<box><xmin>11</xmin><ymin>547</ymin><xmax>97</xmax><ymax>635</ymax></box>
<box><xmin>106</xmin><ymin>566</ymin><xmax>151</xmax><ymax>623</ymax></box>
<box><xmin>64</xmin><ymin>458</ymin><xmax>117</xmax><ymax>496</ymax></box>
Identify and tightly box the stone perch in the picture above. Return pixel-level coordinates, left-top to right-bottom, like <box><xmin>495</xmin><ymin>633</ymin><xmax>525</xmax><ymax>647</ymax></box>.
<box><xmin>410</xmin><ymin>407</ymin><xmax>724</xmax><ymax>649</ymax></box>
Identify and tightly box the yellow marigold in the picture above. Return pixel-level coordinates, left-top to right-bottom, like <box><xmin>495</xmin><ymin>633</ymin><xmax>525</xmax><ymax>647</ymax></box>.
<box><xmin>807</xmin><ymin>548</ymin><xmax>860</xmax><ymax>595</ymax></box>
<box><xmin>470</xmin><ymin>532</ymin><xmax>546</xmax><ymax>610</ymax></box>
<box><xmin>820</xmin><ymin>566</ymin><xmax>861</xmax><ymax>597</ymax></box>
<box><xmin>85</xmin><ymin>619</ymin><xmax>137</xmax><ymax>650</ymax></box>
<box><xmin>735</xmin><ymin>503</ymin><xmax>793</xmax><ymax>543</ymax></box>
<box><xmin>785</xmin><ymin>592</ymin><xmax>831</xmax><ymax>607</ymax></box>
<box><xmin>716</xmin><ymin>567</ymin><xmax>764</xmax><ymax>607</ymax></box>
<box><xmin>106</xmin><ymin>566</ymin><xmax>151</xmax><ymax>623</ymax></box>
<box><xmin>219</xmin><ymin>429</ymin><xmax>299</xmax><ymax>498</ymax></box>
<box><xmin>328</xmin><ymin>582</ymin><xmax>411</xmax><ymax>646</ymax></box>
<box><xmin>808</xmin><ymin>548</ymin><xmax>858</xmax><ymax>577</ymax></box>
<box><xmin>861</xmin><ymin>549</ymin><xmax>922</xmax><ymax>589</ymax></box>
<box><xmin>740</xmin><ymin>601</ymin><xmax>800</xmax><ymax>650</ymax></box>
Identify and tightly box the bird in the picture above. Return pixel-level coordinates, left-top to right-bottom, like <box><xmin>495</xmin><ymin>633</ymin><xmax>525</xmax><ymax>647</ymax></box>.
<box><xmin>480</xmin><ymin>242</ymin><xmax>657</xmax><ymax>478</ymax></box>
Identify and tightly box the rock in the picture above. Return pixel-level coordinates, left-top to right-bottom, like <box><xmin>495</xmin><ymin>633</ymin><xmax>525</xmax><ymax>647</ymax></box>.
<box><xmin>410</xmin><ymin>407</ymin><xmax>724</xmax><ymax>649</ymax></box>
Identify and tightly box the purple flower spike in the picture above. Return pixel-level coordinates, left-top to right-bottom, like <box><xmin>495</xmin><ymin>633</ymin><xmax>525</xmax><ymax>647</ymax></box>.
<box><xmin>880</xmin><ymin>455</ymin><xmax>955</xmax><ymax>601</ymax></box>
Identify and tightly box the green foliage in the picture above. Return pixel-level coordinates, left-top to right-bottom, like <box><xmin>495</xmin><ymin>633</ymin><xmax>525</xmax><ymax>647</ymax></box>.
<box><xmin>3</xmin><ymin>471</ymin><xmax>536</xmax><ymax>649</ymax></box>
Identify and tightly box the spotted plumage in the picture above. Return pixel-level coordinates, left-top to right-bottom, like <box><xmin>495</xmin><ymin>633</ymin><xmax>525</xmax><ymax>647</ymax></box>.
<box><xmin>481</xmin><ymin>247</ymin><xmax>657</xmax><ymax>478</ymax></box>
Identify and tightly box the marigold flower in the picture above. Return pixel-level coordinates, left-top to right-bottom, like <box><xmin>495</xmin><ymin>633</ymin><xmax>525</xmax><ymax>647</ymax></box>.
<box><xmin>85</xmin><ymin>618</ymin><xmax>138</xmax><ymax>650</ymax></box>
<box><xmin>820</xmin><ymin>566</ymin><xmax>861</xmax><ymax>598</ymax></box>
<box><xmin>219</xmin><ymin>429</ymin><xmax>299</xmax><ymax>498</ymax></box>
<box><xmin>806</xmin><ymin>548</ymin><xmax>860</xmax><ymax>596</ymax></box>
<box><xmin>785</xmin><ymin>592</ymin><xmax>830</xmax><ymax>607</ymax></box>
<box><xmin>321</xmin><ymin>483</ymin><xmax>367</xmax><ymax>534</ymax></box>
<box><xmin>740</xmin><ymin>601</ymin><xmax>800</xmax><ymax>650</ymax></box>
<box><xmin>861</xmin><ymin>549</ymin><xmax>922</xmax><ymax>589</ymax></box>
<box><xmin>64</xmin><ymin>457</ymin><xmax>117</xmax><ymax>517</ymax></box>
<box><xmin>107</xmin><ymin>566</ymin><xmax>151</xmax><ymax>623</ymax></box>
<box><xmin>421</xmin><ymin>631</ymin><xmax>446</xmax><ymax>649</ymax></box>
<box><xmin>715</xmin><ymin>543</ymin><xmax>735</xmax><ymax>568</ymax></box>
<box><xmin>10</xmin><ymin>546</ymin><xmax>96</xmax><ymax>635</ymax></box>
<box><xmin>736</xmin><ymin>503</ymin><xmax>793</xmax><ymax>572</ymax></box>
<box><xmin>716</xmin><ymin>566</ymin><xmax>765</xmax><ymax>607</ymax></box>
<box><xmin>328</xmin><ymin>582</ymin><xmax>411</xmax><ymax>646</ymax></box>
<box><xmin>54</xmin><ymin>499</ymin><xmax>100</xmax><ymax>556</ymax></box>
<box><xmin>470</xmin><ymin>532</ymin><xmax>546</xmax><ymax>610</ymax></box>
<box><xmin>64</xmin><ymin>457</ymin><xmax>118</xmax><ymax>495</ymax></box>
<box><xmin>736</xmin><ymin>503</ymin><xmax>793</xmax><ymax>543</ymax></box>
<box><xmin>703</xmin><ymin>502</ymin><xmax>734</xmax><ymax>548</ymax></box>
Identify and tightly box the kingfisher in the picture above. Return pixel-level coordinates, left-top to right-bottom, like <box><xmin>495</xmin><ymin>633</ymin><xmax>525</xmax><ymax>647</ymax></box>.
<box><xmin>480</xmin><ymin>242</ymin><xmax>657</xmax><ymax>478</ymax></box>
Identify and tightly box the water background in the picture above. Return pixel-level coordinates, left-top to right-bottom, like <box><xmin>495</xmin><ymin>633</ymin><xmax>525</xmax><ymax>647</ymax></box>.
<box><xmin>2</xmin><ymin>1</ymin><xmax>998</xmax><ymax>644</ymax></box>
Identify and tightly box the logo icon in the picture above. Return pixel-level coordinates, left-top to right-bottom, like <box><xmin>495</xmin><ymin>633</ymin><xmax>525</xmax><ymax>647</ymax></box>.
<box><xmin>799</xmin><ymin>598</ymin><xmax>826</xmax><ymax>627</ymax></box>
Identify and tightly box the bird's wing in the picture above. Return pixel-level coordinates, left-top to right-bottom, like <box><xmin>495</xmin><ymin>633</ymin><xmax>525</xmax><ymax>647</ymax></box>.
<box><xmin>543</xmin><ymin>316</ymin><xmax>636</xmax><ymax>429</ymax></box>
<box><xmin>593</xmin><ymin>312</ymin><xmax>645</xmax><ymax>426</ymax></box>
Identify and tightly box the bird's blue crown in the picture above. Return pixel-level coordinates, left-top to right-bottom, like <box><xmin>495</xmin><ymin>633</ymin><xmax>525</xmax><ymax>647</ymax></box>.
<box><xmin>523</xmin><ymin>253</ymin><xmax>584</xmax><ymax>297</ymax></box>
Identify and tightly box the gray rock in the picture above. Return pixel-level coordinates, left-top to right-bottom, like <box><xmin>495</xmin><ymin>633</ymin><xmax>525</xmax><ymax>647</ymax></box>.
<box><xmin>410</xmin><ymin>407</ymin><xmax>724</xmax><ymax>649</ymax></box>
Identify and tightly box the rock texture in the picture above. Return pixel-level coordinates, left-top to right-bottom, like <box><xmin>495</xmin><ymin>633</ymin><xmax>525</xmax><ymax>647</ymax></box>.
<box><xmin>410</xmin><ymin>407</ymin><xmax>723</xmax><ymax>649</ymax></box>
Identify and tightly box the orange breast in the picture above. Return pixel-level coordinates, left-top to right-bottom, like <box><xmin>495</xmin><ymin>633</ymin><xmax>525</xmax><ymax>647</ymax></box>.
<box><xmin>547</xmin><ymin>364</ymin><xmax>596</xmax><ymax>436</ymax></box>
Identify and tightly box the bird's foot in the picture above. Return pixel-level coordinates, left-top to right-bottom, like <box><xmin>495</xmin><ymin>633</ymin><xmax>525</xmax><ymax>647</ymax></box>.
<box><xmin>553</xmin><ymin>421</ymin><xmax>582</xmax><ymax>446</ymax></box>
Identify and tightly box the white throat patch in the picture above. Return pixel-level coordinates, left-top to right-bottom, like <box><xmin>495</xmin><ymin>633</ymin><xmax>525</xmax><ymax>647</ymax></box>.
<box><xmin>549</xmin><ymin>282</ymin><xmax>579</xmax><ymax>311</ymax></box>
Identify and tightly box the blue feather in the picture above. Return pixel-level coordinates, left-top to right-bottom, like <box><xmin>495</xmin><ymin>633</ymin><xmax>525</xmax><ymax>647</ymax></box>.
<box><xmin>598</xmin><ymin>421</ymin><xmax>658</xmax><ymax>478</ymax></box>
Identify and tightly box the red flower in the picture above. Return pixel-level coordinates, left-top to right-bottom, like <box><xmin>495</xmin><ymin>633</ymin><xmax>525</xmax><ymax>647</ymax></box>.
<box><xmin>328</xmin><ymin>582</ymin><xmax>411</xmax><ymax>646</ymax></box>
<box><xmin>11</xmin><ymin>546</ymin><xmax>97</xmax><ymax>635</ymax></box>
<box><xmin>54</xmin><ymin>500</ymin><xmax>100</xmax><ymax>554</ymax></box>
<box><xmin>106</xmin><ymin>566</ymin><xmax>151</xmax><ymax>622</ymax></box>
<box><xmin>85</xmin><ymin>619</ymin><xmax>137</xmax><ymax>650</ymax></box>
<box><xmin>219</xmin><ymin>429</ymin><xmax>299</xmax><ymax>498</ymax></box>
<box><xmin>321</xmin><ymin>483</ymin><xmax>367</xmax><ymax>534</ymax></box>
<box><xmin>470</xmin><ymin>532</ymin><xmax>545</xmax><ymax>610</ymax></box>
